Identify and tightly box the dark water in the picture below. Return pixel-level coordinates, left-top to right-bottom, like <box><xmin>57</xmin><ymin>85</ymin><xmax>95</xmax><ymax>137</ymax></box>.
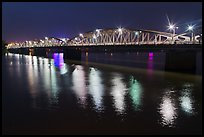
<box><xmin>2</xmin><ymin>52</ymin><xmax>202</xmax><ymax>135</ymax></box>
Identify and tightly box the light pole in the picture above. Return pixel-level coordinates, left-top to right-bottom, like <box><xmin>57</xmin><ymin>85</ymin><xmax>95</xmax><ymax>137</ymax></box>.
<box><xmin>168</xmin><ymin>24</ymin><xmax>178</xmax><ymax>44</ymax></box>
<box><xmin>187</xmin><ymin>25</ymin><xmax>194</xmax><ymax>44</ymax></box>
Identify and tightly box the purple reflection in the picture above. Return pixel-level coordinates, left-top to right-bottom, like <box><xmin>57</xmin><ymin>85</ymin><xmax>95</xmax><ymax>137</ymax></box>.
<box><xmin>147</xmin><ymin>52</ymin><xmax>154</xmax><ymax>77</ymax></box>
<box><xmin>53</xmin><ymin>53</ymin><xmax>64</xmax><ymax>68</ymax></box>
<box><xmin>149</xmin><ymin>52</ymin><xmax>153</xmax><ymax>61</ymax></box>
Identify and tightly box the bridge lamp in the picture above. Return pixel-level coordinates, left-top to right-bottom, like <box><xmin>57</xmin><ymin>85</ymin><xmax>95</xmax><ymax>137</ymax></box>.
<box><xmin>61</xmin><ymin>38</ymin><xmax>66</xmax><ymax>42</ymax></box>
<box><xmin>187</xmin><ymin>25</ymin><xmax>195</xmax><ymax>43</ymax></box>
<box><xmin>135</xmin><ymin>31</ymin><xmax>139</xmax><ymax>35</ymax></box>
<box><xmin>187</xmin><ymin>25</ymin><xmax>194</xmax><ymax>31</ymax></box>
<box><xmin>168</xmin><ymin>24</ymin><xmax>178</xmax><ymax>44</ymax></box>
<box><xmin>96</xmin><ymin>29</ymin><xmax>100</xmax><ymax>33</ymax></box>
<box><xmin>168</xmin><ymin>24</ymin><xmax>175</xmax><ymax>30</ymax></box>
<box><xmin>118</xmin><ymin>28</ymin><xmax>123</xmax><ymax>33</ymax></box>
<box><xmin>79</xmin><ymin>33</ymin><xmax>84</xmax><ymax>38</ymax></box>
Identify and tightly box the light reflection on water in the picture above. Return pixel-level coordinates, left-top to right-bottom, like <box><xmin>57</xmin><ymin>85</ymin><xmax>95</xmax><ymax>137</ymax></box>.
<box><xmin>129</xmin><ymin>76</ymin><xmax>143</xmax><ymax>111</ymax></box>
<box><xmin>110</xmin><ymin>73</ymin><xmax>127</xmax><ymax>115</ymax></box>
<box><xmin>179</xmin><ymin>83</ymin><xmax>195</xmax><ymax>115</ymax></box>
<box><xmin>158</xmin><ymin>89</ymin><xmax>178</xmax><ymax>127</ymax></box>
<box><xmin>72</xmin><ymin>65</ymin><xmax>88</xmax><ymax>108</ymax></box>
<box><xmin>3</xmin><ymin>53</ymin><xmax>202</xmax><ymax>134</ymax></box>
<box><xmin>26</xmin><ymin>55</ymin><xmax>60</xmax><ymax>108</ymax></box>
<box><xmin>53</xmin><ymin>53</ymin><xmax>68</xmax><ymax>75</ymax></box>
<box><xmin>89</xmin><ymin>68</ymin><xmax>104</xmax><ymax>112</ymax></box>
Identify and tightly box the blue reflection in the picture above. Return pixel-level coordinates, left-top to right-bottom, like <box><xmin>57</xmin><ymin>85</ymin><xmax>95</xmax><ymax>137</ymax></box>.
<box><xmin>53</xmin><ymin>53</ymin><xmax>64</xmax><ymax>68</ymax></box>
<box><xmin>53</xmin><ymin>53</ymin><xmax>68</xmax><ymax>75</ymax></box>
<box><xmin>129</xmin><ymin>76</ymin><xmax>143</xmax><ymax>111</ymax></box>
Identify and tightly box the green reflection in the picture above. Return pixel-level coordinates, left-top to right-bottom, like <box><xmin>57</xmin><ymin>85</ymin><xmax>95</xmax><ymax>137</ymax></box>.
<box><xmin>129</xmin><ymin>76</ymin><xmax>143</xmax><ymax>111</ymax></box>
<box><xmin>179</xmin><ymin>83</ymin><xmax>194</xmax><ymax>115</ymax></box>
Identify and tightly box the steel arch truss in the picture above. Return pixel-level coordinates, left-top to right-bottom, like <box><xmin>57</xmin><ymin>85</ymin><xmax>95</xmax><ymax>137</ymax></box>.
<box><xmin>8</xmin><ymin>28</ymin><xmax>199</xmax><ymax>49</ymax></box>
<box><xmin>7</xmin><ymin>37</ymin><xmax>66</xmax><ymax>49</ymax></box>
<box><xmin>67</xmin><ymin>28</ymin><xmax>182</xmax><ymax>46</ymax></box>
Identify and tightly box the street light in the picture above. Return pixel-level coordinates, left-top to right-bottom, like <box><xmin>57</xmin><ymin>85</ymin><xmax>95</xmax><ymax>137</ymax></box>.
<box><xmin>96</xmin><ymin>29</ymin><xmax>101</xmax><ymax>33</ymax></box>
<box><xmin>187</xmin><ymin>25</ymin><xmax>195</xmax><ymax>43</ymax></box>
<box><xmin>117</xmin><ymin>27</ymin><xmax>123</xmax><ymax>35</ymax></box>
<box><xmin>168</xmin><ymin>24</ymin><xmax>178</xmax><ymax>44</ymax></box>
<box><xmin>79</xmin><ymin>33</ymin><xmax>83</xmax><ymax>38</ymax></box>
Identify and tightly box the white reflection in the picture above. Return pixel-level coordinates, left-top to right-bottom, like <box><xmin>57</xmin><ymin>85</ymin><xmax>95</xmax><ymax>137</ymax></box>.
<box><xmin>179</xmin><ymin>83</ymin><xmax>194</xmax><ymax>115</ymax></box>
<box><xmin>72</xmin><ymin>65</ymin><xmax>87</xmax><ymax>108</ymax></box>
<box><xmin>42</xmin><ymin>58</ymin><xmax>50</xmax><ymax>92</ymax></box>
<box><xmin>49</xmin><ymin>61</ymin><xmax>59</xmax><ymax>104</ymax></box>
<box><xmin>26</xmin><ymin>55</ymin><xmax>38</xmax><ymax>108</ymax></box>
<box><xmin>26</xmin><ymin>56</ymin><xmax>60</xmax><ymax>108</ymax></box>
<box><xmin>32</xmin><ymin>56</ymin><xmax>38</xmax><ymax>66</ymax></box>
<box><xmin>89</xmin><ymin>67</ymin><xmax>104</xmax><ymax>112</ymax></box>
<box><xmin>15</xmin><ymin>54</ymin><xmax>21</xmax><ymax>78</ymax></box>
<box><xmin>7</xmin><ymin>52</ymin><xmax>12</xmax><ymax>57</ymax></box>
<box><xmin>60</xmin><ymin>64</ymin><xmax>68</xmax><ymax>75</ymax></box>
<box><xmin>158</xmin><ymin>90</ymin><xmax>178</xmax><ymax>127</ymax></box>
<box><xmin>129</xmin><ymin>76</ymin><xmax>143</xmax><ymax>111</ymax></box>
<box><xmin>111</xmin><ymin>73</ymin><xmax>127</xmax><ymax>115</ymax></box>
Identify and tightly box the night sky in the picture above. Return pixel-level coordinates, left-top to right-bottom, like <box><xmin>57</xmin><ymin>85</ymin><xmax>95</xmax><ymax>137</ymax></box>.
<box><xmin>2</xmin><ymin>2</ymin><xmax>202</xmax><ymax>43</ymax></box>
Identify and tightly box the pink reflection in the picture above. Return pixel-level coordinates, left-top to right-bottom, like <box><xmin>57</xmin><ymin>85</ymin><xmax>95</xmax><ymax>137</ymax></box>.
<box><xmin>147</xmin><ymin>52</ymin><xmax>154</xmax><ymax>77</ymax></box>
<box><xmin>148</xmin><ymin>52</ymin><xmax>153</xmax><ymax>61</ymax></box>
<box><xmin>149</xmin><ymin>52</ymin><xmax>153</xmax><ymax>57</ymax></box>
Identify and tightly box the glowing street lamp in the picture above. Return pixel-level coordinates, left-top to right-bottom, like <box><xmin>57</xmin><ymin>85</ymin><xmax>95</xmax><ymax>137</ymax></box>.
<box><xmin>79</xmin><ymin>33</ymin><xmax>84</xmax><ymax>38</ymax></box>
<box><xmin>118</xmin><ymin>27</ymin><xmax>123</xmax><ymax>34</ymax></box>
<box><xmin>187</xmin><ymin>25</ymin><xmax>195</xmax><ymax>43</ymax></box>
<box><xmin>96</xmin><ymin>29</ymin><xmax>101</xmax><ymax>33</ymax></box>
<box><xmin>168</xmin><ymin>23</ymin><xmax>178</xmax><ymax>44</ymax></box>
<box><xmin>187</xmin><ymin>25</ymin><xmax>194</xmax><ymax>31</ymax></box>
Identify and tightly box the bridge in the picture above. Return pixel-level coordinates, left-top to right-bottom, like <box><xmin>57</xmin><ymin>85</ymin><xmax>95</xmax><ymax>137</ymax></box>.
<box><xmin>7</xmin><ymin>28</ymin><xmax>202</xmax><ymax>49</ymax></box>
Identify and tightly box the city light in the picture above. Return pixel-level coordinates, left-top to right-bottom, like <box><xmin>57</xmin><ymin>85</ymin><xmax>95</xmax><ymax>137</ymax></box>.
<box><xmin>79</xmin><ymin>33</ymin><xmax>83</xmax><ymax>37</ymax></box>
<box><xmin>187</xmin><ymin>25</ymin><xmax>194</xmax><ymax>31</ymax></box>
<box><xmin>5</xmin><ymin>26</ymin><xmax>202</xmax><ymax>49</ymax></box>
<box><xmin>168</xmin><ymin>24</ymin><xmax>175</xmax><ymax>30</ymax></box>
<box><xmin>135</xmin><ymin>31</ymin><xmax>139</xmax><ymax>35</ymax></box>
<box><xmin>118</xmin><ymin>27</ymin><xmax>123</xmax><ymax>33</ymax></box>
<box><xmin>96</xmin><ymin>29</ymin><xmax>101</xmax><ymax>33</ymax></box>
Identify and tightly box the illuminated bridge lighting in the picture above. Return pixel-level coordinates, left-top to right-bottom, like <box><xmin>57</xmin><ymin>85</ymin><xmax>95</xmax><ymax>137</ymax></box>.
<box><xmin>6</xmin><ymin>27</ymin><xmax>202</xmax><ymax>49</ymax></box>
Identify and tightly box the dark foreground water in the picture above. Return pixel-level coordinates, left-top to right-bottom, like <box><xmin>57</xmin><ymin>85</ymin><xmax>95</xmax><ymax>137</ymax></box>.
<box><xmin>2</xmin><ymin>52</ymin><xmax>202</xmax><ymax>135</ymax></box>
